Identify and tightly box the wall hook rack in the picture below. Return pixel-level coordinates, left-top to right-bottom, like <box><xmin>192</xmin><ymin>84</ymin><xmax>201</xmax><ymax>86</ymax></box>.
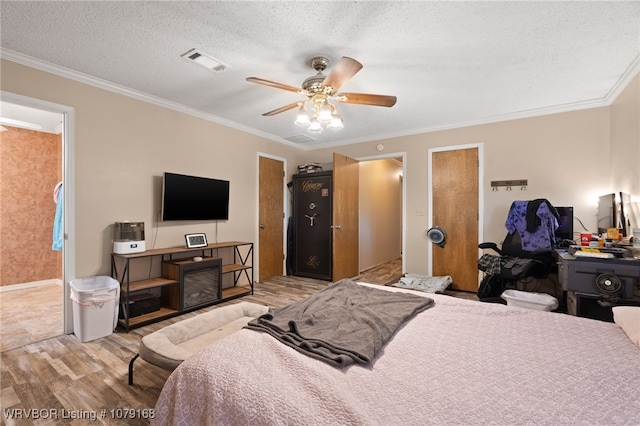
<box><xmin>491</xmin><ymin>179</ymin><xmax>528</xmax><ymax>191</ymax></box>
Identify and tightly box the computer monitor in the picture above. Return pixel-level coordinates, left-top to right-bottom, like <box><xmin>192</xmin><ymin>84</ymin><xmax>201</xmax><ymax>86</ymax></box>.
<box><xmin>619</xmin><ymin>192</ymin><xmax>634</xmax><ymax>237</ymax></box>
<box><xmin>555</xmin><ymin>206</ymin><xmax>574</xmax><ymax>241</ymax></box>
<box><xmin>597</xmin><ymin>193</ymin><xmax>616</xmax><ymax>234</ymax></box>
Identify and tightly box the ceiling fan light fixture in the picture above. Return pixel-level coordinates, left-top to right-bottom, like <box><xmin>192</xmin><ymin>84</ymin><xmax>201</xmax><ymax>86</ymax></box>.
<box><xmin>295</xmin><ymin>103</ymin><xmax>310</xmax><ymax>125</ymax></box>
<box><xmin>247</xmin><ymin>56</ymin><xmax>395</xmax><ymax>134</ymax></box>
<box><xmin>307</xmin><ymin>115</ymin><xmax>323</xmax><ymax>133</ymax></box>
<box><xmin>328</xmin><ymin>104</ymin><xmax>344</xmax><ymax>129</ymax></box>
<box><xmin>317</xmin><ymin>101</ymin><xmax>333</xmax><ymax>122</ymax></box>
<box><xmin>328</xmin><ymin>119</ymin><xmax>343</xmax><ymax>130</ymax></box>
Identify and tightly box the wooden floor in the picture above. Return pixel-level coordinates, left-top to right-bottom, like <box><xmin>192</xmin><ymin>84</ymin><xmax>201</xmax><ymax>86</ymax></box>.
<box><xmin>1</xmin><ymin>283</ymin><xmax>64</xmax><ymax>352</ymax></box>
<box><xmin>0</xmin><ymin>259</ymin><xmax>476</xmax><ymax>425</ymax></box>
<box><xmin>0</xmin><ymin>276</ymin><xmax>329</xmax><ymax>425</ymax></box>
<box><xmin>354</xmin><ymin>256</ymin><xmax>404</xmax><ymax>285</ymax></box>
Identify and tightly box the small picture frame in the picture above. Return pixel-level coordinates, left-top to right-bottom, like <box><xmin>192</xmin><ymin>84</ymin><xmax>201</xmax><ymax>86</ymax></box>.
<box><xmin>185</xmin><ymin>233</ymin><xmax>207</xmax><ymax>248</ymax></box>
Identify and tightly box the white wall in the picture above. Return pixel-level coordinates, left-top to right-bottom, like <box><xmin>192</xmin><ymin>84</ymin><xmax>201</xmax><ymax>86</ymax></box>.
<box><xmin>310</xmin><ymin>105</ymin><xmax>627</xmax><ymax>276</ymax></box>
<box><xmin>2</xmin><ymin>58</ymin><xmax>638</xmax><ymax>280</ymax></box>
<box><xmin>610</xmin><ymin>73</ymin><xmax>640</xmax><ymax>197</ymax></box>
<box><xmin>1</xmin><ymin>59</ymin><xmax>308</xmax><ymax>279</ymax></box>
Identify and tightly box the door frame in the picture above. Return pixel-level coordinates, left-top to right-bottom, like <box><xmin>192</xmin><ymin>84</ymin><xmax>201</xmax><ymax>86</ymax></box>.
<box><xmin>255</xmin><ymin>152</ymin><xmax>287</xmax><ymax>280</ymax></box>
<box><xmin>1</xmin><ymin>90</ymin><xmax>76</xmax><ymax>334</ymax></box>
<box><xmin>356</xmin><ymin>151</ymin><xmax>407</xmax><ymax>274</ymax></box>
<box><xmin>427</xmin><ymin>143</ymin><xmax>484</xmax><ymax>280</ymax></box>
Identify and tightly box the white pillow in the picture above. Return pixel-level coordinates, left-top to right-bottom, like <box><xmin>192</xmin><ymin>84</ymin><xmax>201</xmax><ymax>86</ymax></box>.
<box><xmin>612</xmin><ymin>306</ymin><xmax>640</xmax><ymax>348</ymax></box>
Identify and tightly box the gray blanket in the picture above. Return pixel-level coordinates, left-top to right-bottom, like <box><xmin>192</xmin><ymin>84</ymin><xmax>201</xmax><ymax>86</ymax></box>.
<box><xmin>245</xmin><ymin>279</ymin><xmax>434</xmax><ymax>367</ymax></box>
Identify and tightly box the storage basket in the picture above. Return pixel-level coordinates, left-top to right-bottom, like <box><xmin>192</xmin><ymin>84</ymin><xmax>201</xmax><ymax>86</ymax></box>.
<box><xmin>501</xmin><ymin>289</ymin><xmax>558</xmax><ymax>311</ymax></box>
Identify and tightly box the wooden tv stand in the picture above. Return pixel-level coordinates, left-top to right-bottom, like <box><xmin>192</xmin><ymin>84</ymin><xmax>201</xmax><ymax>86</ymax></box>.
<box><xmin>111</xmin><ymin>241</ymin><xmax>254</xmax><ymax>331</ymax></box>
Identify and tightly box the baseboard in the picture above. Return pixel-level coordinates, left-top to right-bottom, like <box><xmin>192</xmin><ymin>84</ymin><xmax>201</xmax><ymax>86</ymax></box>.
<box><xmin>0</xmin><ymin>279</ymin><xmax>63</xmax><ymax>293</ymax></box>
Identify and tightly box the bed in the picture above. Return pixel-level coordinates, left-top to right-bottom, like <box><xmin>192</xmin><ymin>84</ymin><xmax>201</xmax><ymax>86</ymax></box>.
<box><xmin>153</xmin><ymin>281</ymin><xmax>640</xmax><ymax>425</ymax></box>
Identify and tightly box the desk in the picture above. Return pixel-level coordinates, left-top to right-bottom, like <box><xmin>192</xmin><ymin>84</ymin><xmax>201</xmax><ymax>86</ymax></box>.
<box><xmin>556</xmin><ymin>250</ymin><xmax>640</xmax><ymax>321</ymax></box>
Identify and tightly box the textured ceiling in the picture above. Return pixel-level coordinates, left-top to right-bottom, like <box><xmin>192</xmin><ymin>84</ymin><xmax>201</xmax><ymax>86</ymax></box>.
<box><xmin>1</xmin><ymin>1</ymin><xmax>639</xmax><ymax>149</ymax></box>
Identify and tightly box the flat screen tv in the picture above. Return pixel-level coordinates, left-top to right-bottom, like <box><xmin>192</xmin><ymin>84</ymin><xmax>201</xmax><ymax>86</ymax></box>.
<box><xmin>554</xmin><ymin>206</ymin><xmax>574</xmax><ymax>241</ymax></box>
<box><xmin>162</xmin><ymin>172</ymin><xmax>229</xmax><ymax>221</ymax></box>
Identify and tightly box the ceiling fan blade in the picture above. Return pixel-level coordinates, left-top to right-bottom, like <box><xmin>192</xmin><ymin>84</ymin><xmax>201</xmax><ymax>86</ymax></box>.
<box><xmin>321</xmin><ymin>57</ymin><xmax>363</xmax><ymax>93</ymax></box>
<box><xmin>338</xmin><ymin>93</ymin><xmax>397</xmax><ymax>107</ymax></box>
<box><xmin>246</xmin><ymin>77</ymin><xmax>301</xmax><ymax>93</ymax></box>
<box><xmin>262</xmin><ymin>102</ymin><xmax>301</xmax><ymax>116</ymax></box>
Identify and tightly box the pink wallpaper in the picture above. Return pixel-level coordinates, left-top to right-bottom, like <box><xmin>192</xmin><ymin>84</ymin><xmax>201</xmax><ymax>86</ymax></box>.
<box><xmin>0</xmin><ymin>126</ymin><xmax>62</xmax><ymax>286</ymax></box>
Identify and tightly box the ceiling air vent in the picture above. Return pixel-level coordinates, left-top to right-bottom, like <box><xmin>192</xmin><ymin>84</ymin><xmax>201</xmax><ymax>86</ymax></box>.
<box><xmin>181</xmin><ymin>48</ymin><xmax>229</xmax><ymax>72</ymax></box>
<box><xmin>285</xmin><ymin>134</ymin><xmax>316</xmax><ymax>144</ymax></box>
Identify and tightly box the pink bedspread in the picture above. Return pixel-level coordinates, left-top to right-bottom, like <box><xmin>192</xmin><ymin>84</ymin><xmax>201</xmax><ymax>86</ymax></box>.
<box><xmin>153</xmin><ymin>284</ymin><xmax>640</xmax><ymax>425</ymax></box>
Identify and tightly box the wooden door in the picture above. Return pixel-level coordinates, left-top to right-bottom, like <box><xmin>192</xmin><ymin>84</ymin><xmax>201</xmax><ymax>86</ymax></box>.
<box><xmin>431</xmin><ymin>148</ymin><xmax>479</xmax><ymax>292</ymax></box>
<box><xmin>332</xmin><ymin>153</ymin><xmax>359</xmax><ymax>281</ymax></box>
<box><xmin>258</xmin><ymin>156</ymin><xmax>284</xmax><ymax>281</ymax></box>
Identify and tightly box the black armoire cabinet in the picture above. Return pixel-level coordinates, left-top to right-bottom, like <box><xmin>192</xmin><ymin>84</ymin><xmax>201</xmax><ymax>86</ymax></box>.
<box><xmin>292</xmin><ymin>171</ymin><xmax>332</xmax><ymax>280</ymax></box>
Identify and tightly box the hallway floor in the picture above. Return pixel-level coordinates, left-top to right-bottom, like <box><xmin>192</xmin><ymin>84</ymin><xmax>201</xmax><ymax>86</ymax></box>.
<box><xmin>0</xmin><ymin>283</ymin><xmax>64</xmax><ymax>352</ymax></box>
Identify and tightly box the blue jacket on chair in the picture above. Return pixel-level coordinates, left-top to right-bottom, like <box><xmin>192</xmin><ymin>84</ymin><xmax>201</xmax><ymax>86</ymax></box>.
<box><xmin>505</xmin><ymin>199</ymin><xmax>559</xmax><ymax>252</ymax></box>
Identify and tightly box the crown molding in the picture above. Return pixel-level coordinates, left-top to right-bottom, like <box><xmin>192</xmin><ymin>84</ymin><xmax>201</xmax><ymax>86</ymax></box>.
<box><xmin>0</xmin><ymin>48</ymin><xmax>299</xmax><ymax>148</ymax></box>
<box><xmin>306</xmin><ymin>88</ymin><xmax>624</xmax><ymax>151</ymax></box>
<box><xmin>605</xmin><ymin>54</ymin><xmax>640</xmax><ymax>101</ymax></box>
<box><xmin>2</xmin><ymin>48</ymin><xmax>637</xmax><ymax>153</ymax></box>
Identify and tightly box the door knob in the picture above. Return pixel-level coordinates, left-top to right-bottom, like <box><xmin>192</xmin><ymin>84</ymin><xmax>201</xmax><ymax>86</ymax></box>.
<box><xmin>259</xmin><ymin>224</ymin><xmax>265</xmax><ymax>229</ymax></box>
<box><xmin>331</xmin><ymin>225</ymin><xmax>341</xmax><ymax>229</ymax></box>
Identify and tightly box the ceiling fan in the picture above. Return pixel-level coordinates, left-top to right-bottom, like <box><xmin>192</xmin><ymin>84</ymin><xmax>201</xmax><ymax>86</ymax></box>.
<box><xmin>246</xmin><ymin>56</ymin><xmax>397</xmax><ymax>132</ymax></box>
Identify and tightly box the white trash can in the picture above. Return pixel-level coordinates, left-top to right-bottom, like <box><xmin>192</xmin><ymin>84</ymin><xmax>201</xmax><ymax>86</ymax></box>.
<box><xmin>70</xmin><ymin>276</ymin><xmax>120</xmax><ymax>342</ymax></box>
<box><xmin>501</xmin><ymin>289</ymin><xmax>559</xmax><ymax>312</ymax></box>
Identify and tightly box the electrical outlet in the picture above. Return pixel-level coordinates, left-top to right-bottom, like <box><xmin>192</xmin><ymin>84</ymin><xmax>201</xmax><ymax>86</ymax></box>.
<box><xmin>416</xmin><ymin>208</ymin><xmax>425</xmax><ymax>216</ymax></box>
